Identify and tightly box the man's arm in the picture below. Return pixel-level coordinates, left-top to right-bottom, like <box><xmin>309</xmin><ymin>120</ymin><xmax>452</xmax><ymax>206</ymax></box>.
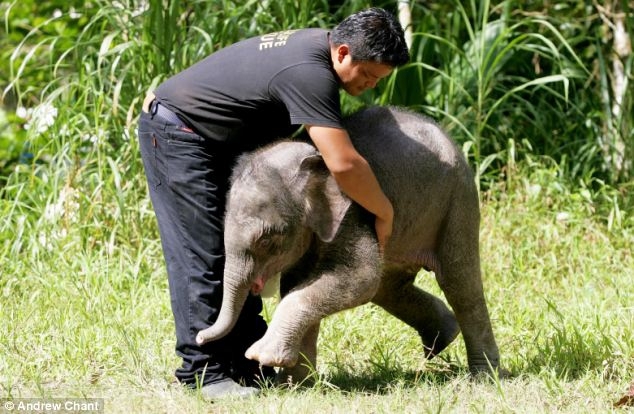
<box><xmin>305</xmin><ymin>125</ymin><xmax>393</xmax><ymax>252</ymax></box>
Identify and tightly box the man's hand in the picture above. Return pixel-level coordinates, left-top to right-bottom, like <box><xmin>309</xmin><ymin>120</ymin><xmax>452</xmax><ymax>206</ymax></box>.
<box><xmin>306</xmin><ymin>124</ymin><xmax>393</xmax><ymax>253</ymax></box>
<box><xmin>374</xmin><ymin>208</ymin><xmax>393</xmax><ymax>254</ymax></box>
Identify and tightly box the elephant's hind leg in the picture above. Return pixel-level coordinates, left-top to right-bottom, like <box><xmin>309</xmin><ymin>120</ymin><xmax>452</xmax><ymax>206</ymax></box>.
<box><xmin>436</xmin><ymin>202</ymin><xmax>500</xmax><ymax>373</ymax></box>
<box><xmin>372</xmin><ymin>268</ymin><xmax>460</xmax><ymax>358</ymax></box>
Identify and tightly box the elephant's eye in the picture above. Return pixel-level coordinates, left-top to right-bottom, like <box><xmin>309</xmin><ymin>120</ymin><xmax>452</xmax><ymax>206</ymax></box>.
<box><xmin>253</xmin><ymin>225</ymin><xmax>287</xmax><ymax>253</ymax></box>
<box><xmin>255</xmin><ymin>234</ymin><xmax>281</xmax><ymax>252</ymax></box>
<box><xmin>257</xmin><ymin>237</ymin><xmax>272</xmax><ymax>249</ymax></box>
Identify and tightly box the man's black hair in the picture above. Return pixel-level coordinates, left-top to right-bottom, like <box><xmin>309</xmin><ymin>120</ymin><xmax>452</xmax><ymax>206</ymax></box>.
<box><xmin>331</xmin><ymin>7</ymin><xmax>410</xmax><ymax>67</ymax></box>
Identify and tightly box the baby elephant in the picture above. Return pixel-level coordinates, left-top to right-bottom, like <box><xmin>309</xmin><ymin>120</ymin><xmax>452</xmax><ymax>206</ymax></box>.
<box><xmin>196</xmin><ymin>106</ymin><xmax>501</xmax><ymax>383</ymax></box>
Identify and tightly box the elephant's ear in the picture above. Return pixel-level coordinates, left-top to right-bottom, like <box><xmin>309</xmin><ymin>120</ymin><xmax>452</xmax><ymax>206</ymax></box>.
<box><xmin>296</xmin><ymin>154</ymin><xmax>352</xmax><ymax>242</ymax></box>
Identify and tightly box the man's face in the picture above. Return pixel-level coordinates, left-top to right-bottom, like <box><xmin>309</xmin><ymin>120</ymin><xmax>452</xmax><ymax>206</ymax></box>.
<box><xmin>332</xmin><ymin>45</ymin><xmax>394</xmax><ymax>96</ymax></box>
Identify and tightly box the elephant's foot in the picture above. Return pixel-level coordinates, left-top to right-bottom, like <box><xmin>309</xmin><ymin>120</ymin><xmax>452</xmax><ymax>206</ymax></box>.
<box><xmin>420</xmin><ymin>311</ymin><xmax>460</xmax><ymax>358</ymax></box>
<box><xmin>245</xmin><ymin>333</ymin><xmax>298</xmax><ymax>368</ymax></box>
<box><xmin>470</xmin><ymin>364</ymin><xmax>511</xmax><ymax>380</ymax></box>
<box><xmin>466</xmin><ymin>350</ymin><xmax>508</xmax><ymax>379</ymax></box>
<box><xmin>276</xmin><ymin>363</ymin><xmax>315</xmax><ymax>387</ymax></box>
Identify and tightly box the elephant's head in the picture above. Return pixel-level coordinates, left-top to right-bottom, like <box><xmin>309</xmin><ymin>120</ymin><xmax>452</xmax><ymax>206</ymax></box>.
<box><xmin>196</xmin><ymin>142</ymin><xmax>351</xmax><ymax>345</ymax></box>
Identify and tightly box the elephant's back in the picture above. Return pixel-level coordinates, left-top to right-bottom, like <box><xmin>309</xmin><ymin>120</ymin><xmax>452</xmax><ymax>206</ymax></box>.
<box><xmin>343</xmin><ymin>106</ymin><xmax>478</xmax><ymax>253</ymax></box>
<box><xmin>343</xmin><ymin>106</ymin><xmax>465</xmax><ymax>171</ymax></box>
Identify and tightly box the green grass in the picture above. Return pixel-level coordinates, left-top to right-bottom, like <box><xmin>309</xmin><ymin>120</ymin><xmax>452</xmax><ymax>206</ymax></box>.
<box><xmin>1</xmin><ymin>156</ymin><xmax>632</xmax><ymax>413</ymax></box>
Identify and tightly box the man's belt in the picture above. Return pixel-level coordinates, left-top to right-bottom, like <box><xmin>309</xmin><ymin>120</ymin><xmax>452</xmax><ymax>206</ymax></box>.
<box><xmin>149</xmin><ymin>99</ymin><xmax>192</xmax><ymax>131</ymax></box>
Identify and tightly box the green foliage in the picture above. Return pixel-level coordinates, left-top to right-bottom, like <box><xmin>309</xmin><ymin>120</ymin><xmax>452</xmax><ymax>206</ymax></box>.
<box><xmin>2</xmin><ymin>0</ymin><xmax>632</xmax><ymax>187</ymax></box>
<box><xmin>359</xmin><ymin>0</ymin><xmax>633</xmax><ymax>187</ymax></box>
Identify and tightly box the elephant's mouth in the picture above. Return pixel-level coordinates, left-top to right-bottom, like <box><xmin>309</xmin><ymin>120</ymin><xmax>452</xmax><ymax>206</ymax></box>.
<box><xmin>249</xmin><ymin>256</ymin><xmax>292</xmax><ymax>295</ymax></box>
<box><xmin>250</xmin><ymin>274</ymin><xmax>268</xmax><ymax>295</ymax></box>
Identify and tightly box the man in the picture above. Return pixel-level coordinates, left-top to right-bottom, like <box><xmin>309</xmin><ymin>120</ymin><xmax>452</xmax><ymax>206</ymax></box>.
<box><xmin>137</xmin><ymin>7</ymin><xmax>409</xmax><ymax>399</ymax></box>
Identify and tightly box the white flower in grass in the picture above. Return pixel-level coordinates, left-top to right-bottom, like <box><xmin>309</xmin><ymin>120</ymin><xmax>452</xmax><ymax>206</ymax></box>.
<box><xmin>527</xmin><ymin>184</ymin><xmax>541</xmax><ymax>198</ymax></box>
<box><xmin>106</xmin><ymin>239</ymin><xmax>116</xmax><ymax>256</ymax></box>
<box><xmin>38</xmin><ymin>227</ymin><xmax>69</xmax><ymax>251</ymax></box>
<box><xmin>556</xmin><ymin>212</ymin><xmax>571</xmax><ymax>222</ymax></box>
<box><xmin>132</xmin><ymin>0</ymin><xmax>149</xmax><ymax>17</ymax></box>
<box><xmin>59</xmin><ymin>124</ymin><xmax>71</xmax><ymax>137</ymax></box>
<box><xmin>38</xmin><ymin>233</ymin><xmax>49</xmax><ymax>248</ymax></box>
<box><xmin>43</xmin><ymin>199</ymin><xmax>64</xmax><ymax>222</ymax></box>
<box><xmin>22</xmin><ymin>103</ymin><xmax>58</xmax><ymax>134</ymax></box>
<box><xmin>16</xmin><ymin>106</ymin><xmax>28</xmax><ymax>119</ymax></box>
<box><xmin>43</xmin><ymin>186</ymin><xmax>80</xmax><ymax>223</ymax></box>
<box><xmin>52</xmin><ymin>7</ymin><xmax>81</xmax><ymax>19</ymax></box>
<box><xmin>69</xmin><ymin>8</ymin><xmax>82</xmax><ymax>19</ymax></box>
<box><xmin>82</xmin><ymin>133</ymin><xmax>99</xmax><ymax>144</ymax></box>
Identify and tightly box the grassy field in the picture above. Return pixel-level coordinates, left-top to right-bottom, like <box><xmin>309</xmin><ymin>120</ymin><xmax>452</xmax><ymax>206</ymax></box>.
<box><xmin>1</xmin><ymin>155</ymin><xmax>632</xmax><ymax>413</ymax></box>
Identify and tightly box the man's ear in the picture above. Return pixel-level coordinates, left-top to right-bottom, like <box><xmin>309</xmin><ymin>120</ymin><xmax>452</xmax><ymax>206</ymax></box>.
<box><xmin>337</xmin><ymin>44</ymin><xmax>350</xmax><ymax>63</ymax></box>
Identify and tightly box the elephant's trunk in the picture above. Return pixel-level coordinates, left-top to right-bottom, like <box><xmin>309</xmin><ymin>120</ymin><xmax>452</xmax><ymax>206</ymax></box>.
<box><xmin>195</xmin><ymin>272</ymin><xmax>249</xmax><ymax>345</ymax></box>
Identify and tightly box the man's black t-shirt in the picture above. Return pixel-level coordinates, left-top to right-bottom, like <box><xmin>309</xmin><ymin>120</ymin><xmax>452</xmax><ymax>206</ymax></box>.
<box><xmin>155</xmin><ymin>28</ymin><xmax>343</xmax><ymax>151</ymax></box>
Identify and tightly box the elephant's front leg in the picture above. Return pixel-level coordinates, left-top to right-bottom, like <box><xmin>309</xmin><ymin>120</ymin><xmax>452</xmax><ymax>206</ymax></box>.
<box><xmin>245</xmin><ymin>264</ymin><xmax>381</xmax><ymax>368</ymax></box>
<box><xmin>276</xmin><ymin>321</ymin><xmax>320</xmax><ymax>385</ymax></box>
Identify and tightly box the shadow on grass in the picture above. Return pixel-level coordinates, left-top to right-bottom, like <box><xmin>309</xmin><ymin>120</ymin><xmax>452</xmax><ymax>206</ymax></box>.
<box><xmin>321</xmin><ymin>363</ymin><xmax>465</xmax><ymax>394</ymax></box>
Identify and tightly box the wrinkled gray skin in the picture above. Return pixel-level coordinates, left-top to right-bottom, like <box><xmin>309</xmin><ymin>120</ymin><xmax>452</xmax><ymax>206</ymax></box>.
<box><xmin>196</xmin><ymin>106</ymin><xmax>500</xmax><ymax>383</ymax></box>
